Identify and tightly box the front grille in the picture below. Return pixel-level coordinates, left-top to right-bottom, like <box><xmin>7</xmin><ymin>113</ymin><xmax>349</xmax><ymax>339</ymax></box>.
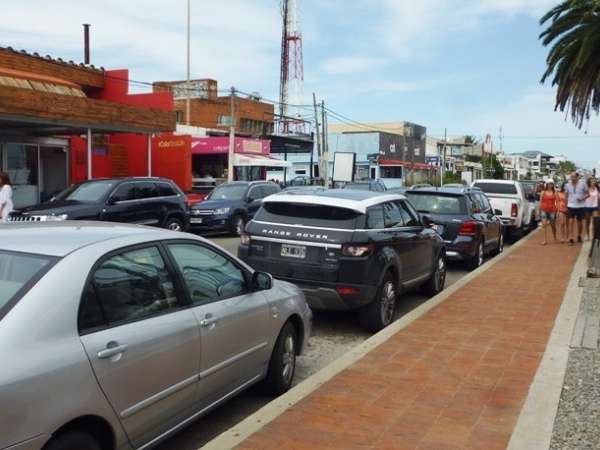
<box><xmin>192</xmin><ymin>209</ymin><xmax>215</xmax><ymax>216</ymax></box>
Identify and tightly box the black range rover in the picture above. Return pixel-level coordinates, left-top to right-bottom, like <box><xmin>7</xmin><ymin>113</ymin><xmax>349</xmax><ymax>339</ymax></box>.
<box><xmin>238</xmin><ymin>190</ymin><xmax>446</xmax><ymax>332</ymax></box>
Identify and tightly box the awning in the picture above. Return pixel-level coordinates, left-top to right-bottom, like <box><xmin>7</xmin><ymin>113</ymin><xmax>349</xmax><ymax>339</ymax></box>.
<box><xmin>233</xmin><ymin>153</ymin><xmax>292</xmax><ymax>168</ymax></box>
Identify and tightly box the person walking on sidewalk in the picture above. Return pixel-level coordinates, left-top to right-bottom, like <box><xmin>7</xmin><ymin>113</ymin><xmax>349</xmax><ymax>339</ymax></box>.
<box><xmin>557</xmin><ymin>182</ymin><xmax>569</xmax><ymax>243</ymax></box>
<box><xmin>0</xmin><ymin>171</ymin><xmax>14</xmax><ymax>223</ymax></box>
<box><xmin>584</xmin><ymin>177</ymin><xmax>599</xmax><ymax>240</ymax></box>
<box><xmin>565</xmin><ymin>171</ymin><xmax>589</xmax><ymax>245</ymax></box>
<box><xmin>540</xmin><ymin>180</ymin><xmax>558</xmax><ymax>245</ymax></box>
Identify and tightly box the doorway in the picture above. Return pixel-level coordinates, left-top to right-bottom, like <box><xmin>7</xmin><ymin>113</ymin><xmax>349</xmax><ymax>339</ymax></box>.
<box><xmin>40</xmin><ymin>146</ymin><xmax>68</xmax><ymax>202</ymax></box>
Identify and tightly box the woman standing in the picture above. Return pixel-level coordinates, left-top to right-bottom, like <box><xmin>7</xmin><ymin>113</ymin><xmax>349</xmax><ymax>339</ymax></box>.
<box><xmin>557</xmin><ymin>182</ymin><xmax>569</xmax><ymax>243</ymax></box>
<box><xmin>540</xmin><ymin>180</ymin><xmax>559</xmax><ymax>245</ymax></box>
<box><xmin>0</xmin><ymin>172</ymin><xmax>14</xmax><ymax>223</ymax></box>
<box><xmin>584</xmin><ymin>177</ymin><xmax>599</xmax><ymax>240</ymax></box>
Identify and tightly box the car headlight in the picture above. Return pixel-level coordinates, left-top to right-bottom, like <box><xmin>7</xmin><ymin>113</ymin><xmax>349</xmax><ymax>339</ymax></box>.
<box><xmin>215</xmin><ymin>207</ymin><xmax>231</xmax><ymax>215</ymax></box>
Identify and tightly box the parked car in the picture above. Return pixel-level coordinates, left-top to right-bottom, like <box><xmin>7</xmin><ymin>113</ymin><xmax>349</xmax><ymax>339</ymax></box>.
<box><xmin>471</xmin><ymin>180</ymin><xmax>535</xmax><ymax>238</ymax></box>
<box><xmin>239</xmin><ymin>190</ymin><xmax>446</xmax><ymax>332</ymax></box>
<box><xmin>405</xmin><ymin>187</ymin><xmax>504</xmax><ymax>269</ymax></box>
<box><xmin>442</xmin><ymin>183</ymin><xmax>466</xmax><ymax>188</ymax></box>
<box><xmin>286</xmin><ymin>175</ymin><xmax>312</xmax><ymax>187</ymax></box>
<box><xmin>342</xmin><ymin>180</ymin><xmax>387</xmax><ymax>192</ymax></box>
<box><xmin>189</xmin><ymin>181</ymin><xmax>281</xmax><ymax>236</ymax></box>
<box><xmin>387</xmin><ymin>186</ymin><xmax>408</xmax><ymax>194</ymax></box>
<box><xmin>520</xmin><ymin>180</ymin><xmax>541</xmax><ymax>225</ymax></box>
<box><xmin>9</xmin><ymin>177</ymin><xmax>189</xmax><ymax>231</ymax></box>
<box><xmin>0</xmin><ymin>222</ymin><xmax>311</xmax><ymax>450</ymax></box>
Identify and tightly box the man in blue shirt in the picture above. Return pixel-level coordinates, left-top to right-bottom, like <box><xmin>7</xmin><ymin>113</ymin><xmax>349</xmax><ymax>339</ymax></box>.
<box><xmin>565</xmin><ymin>171</ymin><xmax>589</xmax><ymax>244</ymax></box>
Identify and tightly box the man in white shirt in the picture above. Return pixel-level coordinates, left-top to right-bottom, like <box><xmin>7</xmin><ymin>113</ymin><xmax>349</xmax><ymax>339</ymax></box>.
<box><xmin>565</xmin><ymin>171</ymin><xmax>589</xmax><ymax>244</ymax></box>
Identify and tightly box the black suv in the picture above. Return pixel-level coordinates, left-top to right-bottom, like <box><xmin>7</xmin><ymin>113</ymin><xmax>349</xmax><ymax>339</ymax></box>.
<box><xmin>405</xmin><ymin>187</ymin><xmax>504</xmax><ymax>269</ymax></box>
<box><xmin>9</xmin><ymin>177</ymin><xmax>189</xmax><ymax>231</ymax></box>
<box><xmin>238</xmin><ymin>190</ymin><xmax>446</xmax><ymax>332</ymax></box>
<box><xmin>189</xmin><ymin>181</ymin><xmax>281</xmax><ymax>235</ymax></box>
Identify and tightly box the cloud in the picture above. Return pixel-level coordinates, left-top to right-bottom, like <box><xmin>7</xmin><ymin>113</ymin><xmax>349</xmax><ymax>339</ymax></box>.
<box><xmin>320</xmin><ymin>56</ymin><xmax>387</xmax><ymax>75</ymax></box>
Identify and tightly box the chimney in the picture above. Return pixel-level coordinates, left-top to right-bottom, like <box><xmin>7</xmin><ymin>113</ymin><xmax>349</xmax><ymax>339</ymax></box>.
<box><xmin>83</xmin><ymin>24</ymin><xmax>90</xmax><ymax>64</ymax></box>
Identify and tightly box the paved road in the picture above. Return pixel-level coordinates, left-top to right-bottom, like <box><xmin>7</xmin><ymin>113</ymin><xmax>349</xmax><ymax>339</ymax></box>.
<box><xmin>156</xmin><ymin>236</ymin><xmax>477</xmax><ymax>450</ymax></box>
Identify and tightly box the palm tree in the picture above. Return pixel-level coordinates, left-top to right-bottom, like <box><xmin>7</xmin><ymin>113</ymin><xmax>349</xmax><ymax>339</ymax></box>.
<box><xmin>540</xmin><ymin>1</ymin><xmax>600</xmax><ymax>128</ymax></box>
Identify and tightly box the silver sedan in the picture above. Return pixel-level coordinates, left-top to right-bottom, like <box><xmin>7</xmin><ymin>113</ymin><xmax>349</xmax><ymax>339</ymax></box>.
<box><xmin>0</xmin><ymin>222</ymin><xmax>311</xmax><ymax>450</ymax></box>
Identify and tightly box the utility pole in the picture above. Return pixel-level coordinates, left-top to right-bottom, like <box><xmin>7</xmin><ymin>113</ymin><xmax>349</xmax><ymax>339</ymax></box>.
<box><xmin>228</xmin><ymin>87</ymin><xmax>236</xmax><ymax>182</ymax></box>
<box><xmin>312</xmin><ymin>93</ymin><xmax>322</xmax><ymax>183</ymax></box>
<box><xmin>186</xmin><ymin>0</ymin><xmax>191</xmax><ymax>125</ymax></box>
<box><xmin>441</xmin><ymin>128</ymin><xmax>447</xmax><ymax>186</ymax></box>
<box><xmin>321</xmin><ymin>101</ymin><xmax>329</xmax><ymax>187</ymax></box>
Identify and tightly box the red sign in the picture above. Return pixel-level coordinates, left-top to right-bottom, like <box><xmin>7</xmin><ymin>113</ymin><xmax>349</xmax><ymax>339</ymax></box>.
<box><xmin>191</xmin><ymin>137</ymin><xmax>270</xmax><ymax>155</ymax></box>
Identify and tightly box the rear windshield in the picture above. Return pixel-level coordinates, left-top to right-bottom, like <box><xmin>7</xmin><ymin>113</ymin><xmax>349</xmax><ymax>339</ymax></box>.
<box><xmin>0</xmin><ymin>251</ymin><xmax>55</xmax><ymax>319</ymax></box>
<box><xmin>405</xmin><ymin>193</ymin><xmax>466</xmax><ymax>215</ymax></box>
<box><xmin>473</xmin><ymin>183</ymin><xmax>517</xmax><ymax>195</ymax></box>
<box><xmin>256</xmin><ymin>202</ymin><xmax>361</xmax><ymax>229</ymax></box>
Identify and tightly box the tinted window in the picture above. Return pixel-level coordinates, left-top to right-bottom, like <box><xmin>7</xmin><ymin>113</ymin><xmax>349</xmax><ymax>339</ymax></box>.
<box><xmin>398</xmin><ymin>201</ymin><xmax>420</xmax><ymax>226</ymax></box>
<box><xmin>111</xmin><ymin>183</ymin><xmax>137</xmax><ymax>202</ymax></box>
<box><xmin>258</xmin><ymin>202</ymin><xmax>361</xmax><ymax>230</ymax></box>
<box><xmin>248</xmin><ymin>186</ymin><xmax>265</xmax><ymax>200</ymax></box>
<box><xmin>265</xmin><ymin>184</ymin><xmax>281</xmax><ymax>196</ymax></box>
<box><xmin>87</xmin><ymin>247</ymin><xmax>179</xmax><ymax>326</ymax></box>
<box><xmin>383</xmin><ymin>202</ymin><xmax>404</xmax><ymax>228</ymax></box>
<box><xmin>0</xmin><ymin>251</ymin><xmax>53</xmax><ymax>317</ymax></box>
<box><xmin>366</xmin><ymin>205</ymin><xmax>385</xmax><ymax>229</ymax></box>
<box><xmin>157</xmin><ymin>183</ymin><xmax>178</xmax><ymax>197</ymax></box>
<box><xmin>56</xmin><ymin>180</ymin><xmax>117</xmax><ymax>203</ymax></box>
<box><xmin>477</xmin><ymin>193</ymin><xmax>492</xmax><ymax>212</ymax></box>
<box><xmin>473</xmin><ymin>183</ymin><xmax>518</xmax><ymax>195</ymax></box>
<box><xmin>406</xmin><ymin>193</ymin><xmax>465</xmax><ymax>215</ymax></box>
<box><xmin>137</xmin><ymin>182</ymin><xmax>158</xmax><ymax>200</ymax></box>
<box><xmin>168</xmin><ymin>244</ymin><xmax>247</xmax><ymax>304</ymax></box>
<box><xmin>467</xmin><ymin>194</ymin><xmax>484</xmax><ymax>213</ymax></box>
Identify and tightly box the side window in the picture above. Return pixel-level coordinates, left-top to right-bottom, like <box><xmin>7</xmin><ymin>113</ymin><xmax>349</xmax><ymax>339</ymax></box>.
<box><xmin>168</xmin><ymin>244</ymin><xmax>247</xmax><ymax>304</ymax></box>
<box><xmin>248</xmin><ymin>186</ymin><xmax>265</xmax><ymax>201</ymax></box>
<box><xmin>137</xmin><ymin>182</ymin><xmax>158</xmax><ymax>200</ymax></box>
<box><xmin>383</xmin><ymin>202</ymin><xmax>404</xmax><ymax>228</ymax></box>
<box><xmin>398</xmin><ymin>201</ymin><xmax>420</xmax><ymax>227</ymax></box>
<box><xmin>111</xmin><ymin>183</ymin><xmax>137</xmax><ymax>202</ymax></box>
<box><xmin>478</xmin><ymin>194</ymin><xmax>492</xmax><ymax>212</ymax></box>
<box><xmin>366</xmin><ymin>205</ymin><xmax>385</xmax><ymax>229</ymax></box>
<box><xmin>157</xmin><ymin>183</ymin><xmax>178</xmax><ymax>197</ymax></box>
<box><xmin>80</xmin><ymin>246</ymin><xmax>179</xmax><ymax>330</ymax></box>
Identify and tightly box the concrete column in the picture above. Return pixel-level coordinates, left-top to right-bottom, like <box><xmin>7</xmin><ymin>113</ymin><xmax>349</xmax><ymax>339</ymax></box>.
<box><xmin>87</xmin><ymin>128</ymin><xmax>92</xmax><ymax>180</ymax></box>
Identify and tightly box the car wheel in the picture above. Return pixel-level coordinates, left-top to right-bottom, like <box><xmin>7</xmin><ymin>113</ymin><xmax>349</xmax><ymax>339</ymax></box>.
<box><xmin>43</xmin><ymin>431</ymin><xmax>101</xmax><ymax>450</ymax></box>
<box><xmin>492</xmin><ymin>232</ymin><xmax>504</xmax><ymax>256</ymax></box>
<box><xmin>165</xmin><ymin>217</ymin><xmax>184</xmax><ymax>232</ymax></box>
<box><xmin>467</xmin><ymin>240</ymin><xmax>484</xmax><ymax>270</ymax></box>
<box><xmin>233</xmin><ymin>215</ymin><xmax>245</xmax><ymax>236</ymax></box>
<box><xmin>422</xmin><ymin>252</ymin><xmax>447</xmax><ymax>296</ymax></box>
<box><xmin>263</xmin><ymin>321</ymin><xmax>297</xmax><ymax>395</ymax></box>
<box><xmin>359</xmin><ymin>273</ymin><xmax>397</xmax><ymax>333</ymax></box>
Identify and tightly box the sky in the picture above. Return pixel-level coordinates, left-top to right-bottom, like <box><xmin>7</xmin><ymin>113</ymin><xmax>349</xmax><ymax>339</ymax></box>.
<box><xmin>2</xmin><ymin>0</ymin><xmax>600</xmax><ymax>168</ymax></box>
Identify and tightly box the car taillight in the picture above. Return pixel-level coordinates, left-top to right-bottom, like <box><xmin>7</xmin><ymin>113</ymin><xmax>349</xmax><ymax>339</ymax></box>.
<box><xmin>336</xmin><ymin>286</ymin><xmax>360</xmax><ymax>295</ymax></box>
<box><xmin>511</xmin><ymin>203</ymin><xmax>518</xmax><ymax>217</ymax></box>
<box><xmin>240</xmin><ymin>233</ymin><xmax>251</xmax><ymax>245</ymax></box>
<box><xmin>458</xmin><ymin>220</ymin><xmax>477</xmax><ymax>236</ymax></box>
<box><xmin>341</xmin><ymin>243</ymin><xmax>374</xmax><ymax>257</ymax></box>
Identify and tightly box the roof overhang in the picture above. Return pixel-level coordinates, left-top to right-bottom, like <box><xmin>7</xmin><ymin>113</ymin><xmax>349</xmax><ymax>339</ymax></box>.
<box><xmin>0</xmin><ymin>85</ymin><xmax>175</xmax><ymax>137</ymax></box>
<box><xmin>233</xmin><ymin>154</ymin><xmax>292</xmax><ymax>168</ymax></box>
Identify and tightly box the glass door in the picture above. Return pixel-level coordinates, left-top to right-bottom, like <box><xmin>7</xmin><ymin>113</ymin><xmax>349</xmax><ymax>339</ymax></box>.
<box><xmin>3</xmin><ymin>143</ymin><xmax>39</xmax><ymax>208</ymax></box>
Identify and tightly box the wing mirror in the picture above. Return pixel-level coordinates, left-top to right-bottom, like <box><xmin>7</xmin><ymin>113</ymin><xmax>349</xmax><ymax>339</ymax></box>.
<box><xmin>421</xmin><ymin>214</ymin><xmax>433</xmax><ymax>228</ymax></box>
<box><xmin>252</xmin><ymin>271</ymin><xmax>273</xmax><ymax>291</ymax></box>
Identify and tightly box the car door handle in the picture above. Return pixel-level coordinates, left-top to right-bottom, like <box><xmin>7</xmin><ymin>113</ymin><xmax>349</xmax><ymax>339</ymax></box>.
<box><xmin>97</xmin><ymin>343</ymin><xmax>128</xmax><ymax>359</ymax></box>
<box><xmin>200</xmin><ymin>317</ymin><xmax>218</xmax><ymax>329</ymax></box>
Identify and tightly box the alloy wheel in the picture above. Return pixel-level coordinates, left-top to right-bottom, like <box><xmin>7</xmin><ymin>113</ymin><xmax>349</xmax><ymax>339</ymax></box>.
<box><xmin>435</xmin><ymin>256</ymin><xmax>447</xmax><ymax>291</ymax></box>
<box><xmin>235</xmin><ymin>217</ymin><xmax>245</xmax><ymax>236</ymax></box>
<box><xmin>380</xmin><ymin>281</ymin><xmax>396</xmax><ymax>326</ymax></box>
<box><xmin>282</xmin><ymin>334</ymin><xmax>296</xmax><ymax>384</ymax></box>
<box><xmin>167</xmin><ymin>221</ymin><xmax>182</xmax><ymax>231</ymax></box>
<box><xmin>498</xmin><ymin>233</ymin><xmax>504</xmax><ymax>253</ymax></box>
<box><xmin>477</xmin><ymin>242</ymin><xmax>484</xmax><ymax>266</ymax></box>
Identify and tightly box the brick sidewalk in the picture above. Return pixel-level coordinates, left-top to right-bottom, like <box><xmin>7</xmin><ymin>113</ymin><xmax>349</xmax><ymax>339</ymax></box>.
<box><xmin>237</xmin><ymin>236</ymin><xmax>581</xmax><ymax>450</ymax></box>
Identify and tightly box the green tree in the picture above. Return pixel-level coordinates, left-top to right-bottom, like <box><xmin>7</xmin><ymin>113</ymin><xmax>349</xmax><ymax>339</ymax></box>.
<box><xmin>464</xmin><ymin>135</ymin><xmax>479</xmax><ymax>145</ymax></box>
<box><xmin>540</xmin><ymin>1</ymin><xmax>600</xmax><ymax>128</ymax></box>
<box><xmin>483</xmin><ymin>154</ymin><xmax>505</xmax><ymax>179</ymax></box>
<box><xmin>557</xmin><ymin>160</ymin><xmax>577</xmax><ymax>177</ymax></box>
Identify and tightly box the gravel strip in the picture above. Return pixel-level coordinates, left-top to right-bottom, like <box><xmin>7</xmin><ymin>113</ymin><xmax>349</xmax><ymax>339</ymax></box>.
<box><xmin>550</xmin><ymin>281</ymin><xmax>600</xmax><ymax>450</ymax></box>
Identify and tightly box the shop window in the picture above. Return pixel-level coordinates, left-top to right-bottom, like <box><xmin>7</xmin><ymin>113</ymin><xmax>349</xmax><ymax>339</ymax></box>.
<box><xmin>175</xmin><ymin>111</ymin><xmax>184</xmax><ymax>123</ymax></box>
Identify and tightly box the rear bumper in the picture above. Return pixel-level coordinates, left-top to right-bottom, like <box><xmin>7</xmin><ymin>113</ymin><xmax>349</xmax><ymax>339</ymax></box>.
<box><xmin>444</xmin><ymin>237</ymin><xmax>478</xmax><ymax>260</ymax></box>
<box><xmin>280</xmin><ymin>277</ymin><xmax>377</xmax><ymax>311</ymax></box>
<box><xmin>499</xmin><ymin>217</ymin><xmax>518</xmax><ymax>227</ymax></box>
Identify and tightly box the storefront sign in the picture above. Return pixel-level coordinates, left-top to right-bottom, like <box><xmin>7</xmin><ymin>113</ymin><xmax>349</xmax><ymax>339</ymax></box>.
<box><xmin>191</xmin><ymin>137</ymin><xmax>270</xmax><ymax>155</ymax></box>
<box><xmin>157</xmin><ymin>139</ymin><xmax>187</xmax><ymax>149</ymax></box>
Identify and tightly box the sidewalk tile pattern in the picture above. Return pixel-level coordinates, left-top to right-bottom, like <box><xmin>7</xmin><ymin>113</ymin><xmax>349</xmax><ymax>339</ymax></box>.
<box><xmin>237</xmin><ymin>238</ymin><xmax>580</xmax><ymax>450</ymax></box>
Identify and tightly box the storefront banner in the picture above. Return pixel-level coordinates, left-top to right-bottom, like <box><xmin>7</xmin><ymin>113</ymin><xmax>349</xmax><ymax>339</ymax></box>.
<box><xmin>191</xmin><ymin>137</ymin><xmax>270</xmax><ymax>155</ymax></box>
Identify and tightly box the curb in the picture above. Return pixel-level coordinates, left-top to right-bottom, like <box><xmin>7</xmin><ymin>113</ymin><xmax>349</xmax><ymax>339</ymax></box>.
<box><xmin>201</xmin><ymin>231</ymin><xmax>540</xmax><ymax>450</ymax></box>
<box><xmin>507</xmin><ymin>241</ymin><xmax>591</xmax><ymax>450</ymax></box>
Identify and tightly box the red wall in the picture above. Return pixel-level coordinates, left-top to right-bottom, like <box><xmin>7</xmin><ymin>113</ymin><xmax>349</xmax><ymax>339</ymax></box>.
<box><xmin>70</xmin><ymin>136</ymin><xmax>112</xmax><ymax>183</ymax></box>
<box><xmin>152</xmin><ymin>135</ymin><xmax>192</xmax><ymax>191</ymax></box>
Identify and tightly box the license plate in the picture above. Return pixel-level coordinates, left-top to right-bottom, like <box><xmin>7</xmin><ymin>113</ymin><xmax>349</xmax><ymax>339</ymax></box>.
<box><xmin>281</xmin><ymin>244</ymin><xmax>306</xmax><ymax>259</ymax></box>
<box><xmin>190</xmin><ymin>218</ymin><xmax>203</xmax><ymax>224</ymax></box>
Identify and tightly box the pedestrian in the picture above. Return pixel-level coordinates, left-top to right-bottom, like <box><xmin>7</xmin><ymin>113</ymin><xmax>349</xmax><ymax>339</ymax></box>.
<box><xmin>584</xmin><ymin>177</ymin><xmax>599</xmax><ymax>240</ymax></box>
<box><xmin>540</xmin><ymin>180</ymin><xmax>558</xmax><ymax>245</ymax></box>
<box><xmin>0</xmin><ymin>171</ymin><xmax>14</xmax><ymax>223</ymax></box>
<box><xmin>557</xmin><ymin>182</ymin><xmax>569</xmax><ymax>243</ymax></box>
<box><xmin>565</xmin><ymin>171</ymin><xmax>589</xmax><ymax>245</ymax></box>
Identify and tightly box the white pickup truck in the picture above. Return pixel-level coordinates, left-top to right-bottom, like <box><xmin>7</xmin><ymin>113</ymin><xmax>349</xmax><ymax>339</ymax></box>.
<box><xmin>472</xmin><ymin>180</ymin><xmax>535</xmax><ymax>238</ymax></box>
